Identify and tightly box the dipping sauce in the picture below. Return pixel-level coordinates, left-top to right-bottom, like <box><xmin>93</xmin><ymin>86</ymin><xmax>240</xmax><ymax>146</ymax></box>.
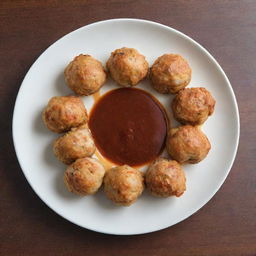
<box><xmin>89</xmin><ymin>88</ymin><xmax>168</xmax><ymax>166</ymax></box>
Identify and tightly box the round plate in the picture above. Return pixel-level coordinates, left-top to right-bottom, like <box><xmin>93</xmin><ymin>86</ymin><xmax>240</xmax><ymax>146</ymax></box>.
<box><xmin>12</xmin><ymin>19</ymin><xmax>240</xmax><ymax>235</ymax></box>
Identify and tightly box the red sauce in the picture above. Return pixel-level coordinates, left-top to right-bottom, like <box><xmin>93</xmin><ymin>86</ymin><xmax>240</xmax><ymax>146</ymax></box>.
<box><xmin>89</xmin><ymin>88</ymin><xmax>168</xmax><ymax>167</ymax></box>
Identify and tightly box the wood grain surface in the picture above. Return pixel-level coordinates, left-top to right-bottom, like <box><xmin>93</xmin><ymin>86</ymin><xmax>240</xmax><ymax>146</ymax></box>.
<box><xmin>1</xmin><ymin>1</ymin><xmax>255</xmax><ymax>255</ymax></box>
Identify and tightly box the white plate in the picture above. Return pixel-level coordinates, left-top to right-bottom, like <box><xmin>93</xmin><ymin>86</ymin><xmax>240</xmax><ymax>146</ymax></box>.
<box><xmin>12</xmin><ymin>19</ymin><xmax>240</xmax><ymax>235</ymax></box>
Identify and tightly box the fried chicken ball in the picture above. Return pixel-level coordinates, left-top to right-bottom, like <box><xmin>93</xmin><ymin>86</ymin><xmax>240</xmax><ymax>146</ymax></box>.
<box><xmin>103</xmin><ymin>165</ymin><xmax>144</xmax><ymax>206</ymax></box>
<box><xmin>166</xmin><ymin>125</ymin><xmax>211</xmax><ymax>164</ymax></box>
<box><xmin>150</xmin><ymin>54</ymin><xmax>192</xmax><ymax>94</ymax></box>
<box><xmin>64</xmin><ymin>54</ymin><xmax>106</xmax><ymax>95</ymax></box>
<box><xmin>172</xmin><ymin>87</ymin><xmax>215</xmax><ymax>125</ymax></box>
<box><xmin>64</xmin><ymin>157</ymin><xmax>105</xmax><ymax>195</ymax></box>
<box><xmin>42</xmin><ymin>96</ymin><xmax>87</xmax><ymax>133</ymax></box>
<box><xmin>106</xmin><ymin>47</ymin><xmax>149</xmax><ymax>87</ymax></box>
<box><xmin>145</xmin><ymin>158</ymin><xmax>186</xmax><ymax>197</ymax></box>
<box><xmin>53</xmin><ymin>125</ymin><xmax>96</xmax><ymax>165</ymax></box>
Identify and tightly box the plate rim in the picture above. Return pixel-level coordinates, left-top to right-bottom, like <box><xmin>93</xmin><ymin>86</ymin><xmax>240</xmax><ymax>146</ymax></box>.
<box><xmin>12</xmin><ymin>18</ymin><xmax>240</xmax><ymax>235</ymax></box>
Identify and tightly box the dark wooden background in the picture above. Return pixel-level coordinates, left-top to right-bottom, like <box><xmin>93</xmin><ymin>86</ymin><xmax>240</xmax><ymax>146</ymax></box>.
<box><xmin>1</xmin><ymin>1</ymin><xmax>255</xmax><ymax>255</ymax></box>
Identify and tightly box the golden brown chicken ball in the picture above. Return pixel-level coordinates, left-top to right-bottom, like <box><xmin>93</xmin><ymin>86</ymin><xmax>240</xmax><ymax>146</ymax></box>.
<box><xmin>42</xmin><ymin>96</ymin><xmax>87</xmax><ymax>133</ymax></box>
<box><xmin>106</xmin><ymin>47</ymin><xmax>149</xmax><ymax>87</ymax></box>
<box><xmin>103</xmin><ymin>165</ymin><xmax>144</xmax><ymax>206</ymax></box>
<box><xmin>150</xmin><ymin>54</ymin><xmax>192</xmax><ymax>94</ymax></box>
<box><xmin>53</xmin><ymin>125</ymin><xmax>96</xmax><ymax>165</ymax></box>
<box><xmin>166</xmin><ymin>125</ymin><xmax>211</xmax><ymax>164</ymax></box>
<box><xmin>145</xmin><ymin>158</ymin><xmax>186</xmax><ymax>197</ymax></box>
<box><xmin>172</xmin><ymin>87</ymin><xmax>215</xmax><ymax>125</ymax></box>
<box><xmin>64</xmin><ymin>157</ymin><xmax>105</xmax><ymax>195</ymax></box>
<box><xmin>64</xmin><ymin>54</ymin><xmax>106</xmax><ymax>95</ymax></box>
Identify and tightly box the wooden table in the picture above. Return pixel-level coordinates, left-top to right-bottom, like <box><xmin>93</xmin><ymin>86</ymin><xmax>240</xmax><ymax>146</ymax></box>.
<box><xmin>1</xmin><ymin>1</ymin><xmax>255</xmax><ymax>255</ymax></box>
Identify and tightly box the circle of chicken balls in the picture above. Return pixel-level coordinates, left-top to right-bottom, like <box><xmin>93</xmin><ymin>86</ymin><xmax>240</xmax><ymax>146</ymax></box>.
<box><xmin>41</xmin><ymin>49</ymin><xmax>216</xmax><ymax>204</ymax></box>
